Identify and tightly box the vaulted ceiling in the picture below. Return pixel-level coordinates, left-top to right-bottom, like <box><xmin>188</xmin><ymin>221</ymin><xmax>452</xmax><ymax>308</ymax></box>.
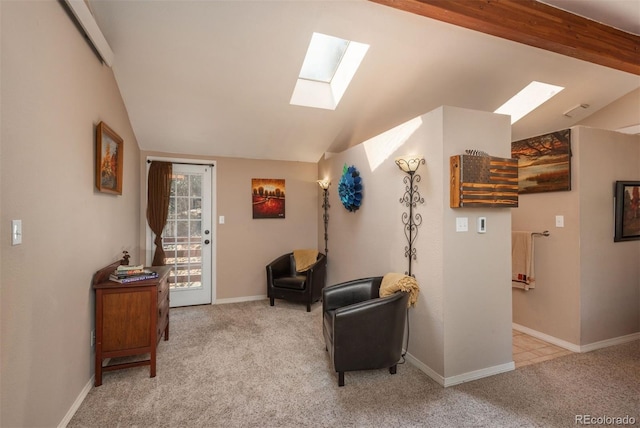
<box><xmin>87</xmin><ymin>0</ymin><xmax>640</xmax><ymax>163</ymax></box>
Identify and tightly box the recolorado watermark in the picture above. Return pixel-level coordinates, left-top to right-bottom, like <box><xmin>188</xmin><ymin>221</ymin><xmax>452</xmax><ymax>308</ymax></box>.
<box><xmin>575</xmin><ymin>415</ymin><xmax>636</xmax><ymax>425</ymax></box>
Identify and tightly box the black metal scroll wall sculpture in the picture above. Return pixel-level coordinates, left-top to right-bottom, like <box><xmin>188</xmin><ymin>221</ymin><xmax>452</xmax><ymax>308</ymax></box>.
<box><xmin>395</xmin><ymin>157</ymin><xmax>425</xmax><ymax>277</ymax></box>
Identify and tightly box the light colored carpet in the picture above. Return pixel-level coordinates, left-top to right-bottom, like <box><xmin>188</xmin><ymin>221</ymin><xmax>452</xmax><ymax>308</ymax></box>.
<box><xmin>69</xmin><ymin>300</ymin><xmax>639</xmax><ymax>427</ymax></box>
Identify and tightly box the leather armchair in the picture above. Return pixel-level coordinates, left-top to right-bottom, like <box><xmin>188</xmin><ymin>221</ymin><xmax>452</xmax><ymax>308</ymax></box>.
<box><xmin>266</xmin><ymin>252</ymin><xmax>327</xmax><ymax>312</ymax></box>
<box><xmin>322</xmin><ymin>277</ymin><xmax>409</xmax><ymax>386</ymax></box>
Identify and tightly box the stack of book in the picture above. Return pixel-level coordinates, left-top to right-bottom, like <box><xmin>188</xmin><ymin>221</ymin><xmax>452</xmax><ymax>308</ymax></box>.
<box><xmin>109</xmin><ymin>264</ymin><xmax>159</xmax><ymax>283</ymax></box>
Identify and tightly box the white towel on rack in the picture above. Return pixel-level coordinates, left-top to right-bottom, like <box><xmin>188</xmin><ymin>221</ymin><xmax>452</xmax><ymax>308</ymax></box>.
<box><xmin>512</xmin><ymin>231</ymin><xmax>535</xmax><ymax>290</ymax></box>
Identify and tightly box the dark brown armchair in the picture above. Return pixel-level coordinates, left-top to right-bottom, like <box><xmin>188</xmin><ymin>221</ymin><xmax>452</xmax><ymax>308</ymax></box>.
<box><xmin>322</xmin><ymin>276</ymin><xmax>409</xmax><ymax>386</ymax></box>
<box><xmin>266</xmin><ymin>252</ymin><xmax>327</xmax><ymax>312</ymax></box>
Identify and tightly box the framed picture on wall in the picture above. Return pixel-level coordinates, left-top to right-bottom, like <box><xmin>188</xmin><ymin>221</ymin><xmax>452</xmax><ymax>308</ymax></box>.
<box><xmin>511</xmin><ymin>129</ymin><xmax>571</xmax><ymax>194</ymax></box>
<box><xmin>614</xmin><ymin>181</ymin><xmax>640</xmax><ymax>242</ymax></box>
<box><xmin>252</xmin><ymin>178</ymin><xmax>285</xmax><ymax>219</ymax></box>
<box><xmin>95</xmin><ymin>121</ymin><xmax>123</xmax><ymax>195</ymax></box>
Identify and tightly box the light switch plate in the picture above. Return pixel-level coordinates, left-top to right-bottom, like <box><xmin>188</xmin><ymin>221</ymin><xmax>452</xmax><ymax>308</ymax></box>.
<box><xmin>219</xmin><ymin>216</ymin><xmax>225</xmax><ymax>224</ymax></box>
<box><xmin>11</xmin><ymin>220</ymin><xmax>22</xmax><ymax>245</ymax></box>
<box><xmin>456</xmin><ymin>217</ymin><xmax>468</xmax><ymax>232</ymax></box>
<box><xmin>555</xmin><ymin>215</ymin><xmax>564</xmax><ymax>228</ymax></box>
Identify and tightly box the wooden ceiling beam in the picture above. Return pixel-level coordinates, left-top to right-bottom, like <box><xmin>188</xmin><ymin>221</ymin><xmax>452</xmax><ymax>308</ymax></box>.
<box><xmin>369</xmin><ymin>0</ymin><xmax>640</xmax><ymax>75</ymax></box>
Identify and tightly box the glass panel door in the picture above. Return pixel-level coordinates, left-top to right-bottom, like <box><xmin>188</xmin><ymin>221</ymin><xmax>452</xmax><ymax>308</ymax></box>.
<box><xmin>161</xmin><ymin>164</ymin><xmax>212</xmax><ymax>306</ymax></box>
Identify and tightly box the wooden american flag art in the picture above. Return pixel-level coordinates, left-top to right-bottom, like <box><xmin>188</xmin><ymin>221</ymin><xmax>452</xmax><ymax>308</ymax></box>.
<box><xmin>450</xmin><ymin>152</ymin><xmax>519</xmax><ymax>208</ymax></box>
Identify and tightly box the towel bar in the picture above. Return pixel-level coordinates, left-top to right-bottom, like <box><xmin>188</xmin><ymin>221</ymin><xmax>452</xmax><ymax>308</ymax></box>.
<box><xmin>531</xmin><ymin>230</ymin><xmax>550</xmax><ymax>237</ymax></box>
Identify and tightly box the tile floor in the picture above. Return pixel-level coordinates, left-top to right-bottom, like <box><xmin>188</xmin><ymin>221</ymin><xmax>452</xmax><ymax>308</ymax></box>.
<box><xmin>513</xmin><ymin>330</ymin><xmax>573</xmax><ymax>368</ymax></box>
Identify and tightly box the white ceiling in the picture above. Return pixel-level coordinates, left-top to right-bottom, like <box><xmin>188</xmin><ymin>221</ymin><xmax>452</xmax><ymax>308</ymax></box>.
<box><xmin>88</xmin><ymin>0</ymin><xmax>640</xmax><ymax>163</ymax></box>
<box><xmin>541</xmin><ymin>0</ymin><xmax>640</xmax><ymax>35</ymax></box>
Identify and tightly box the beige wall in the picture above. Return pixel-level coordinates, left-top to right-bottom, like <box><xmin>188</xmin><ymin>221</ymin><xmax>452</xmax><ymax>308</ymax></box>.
<box><xmin>1</xmin><ymin>2</ymin><xmax>141</xmax><ymax>427</ymax></box>
<box><xmin>216</xmin><ymin>157</ymin><xmax>319</xmax><ymax>299</ymax></box>
<box><xmin>319</xmin><ymin>106</ymin><xmax>513</xmax><ymax>383</ymax></box>
<box><xmin>576</xmin><ymin>127</ymin><xmax>640</xmax><ymax>345</ymax></box>
<box><xmin>511</xmin><ymin>137</ymin><xmax>582</xmax><ymax>344</ymax></box>
<box><xmin>512</xmin><ymin>126</ymin><xmax>640</xmax><ymax>347</ymax></box>
<box><xmin>441</xmin><ymin>108</ymin><xmax>514</xmax><ymax>378</ymax></box>
<box><xmin>140</xmin><ymin>152</ymin><xmax>319</xmax><ymax>301</ymax></box>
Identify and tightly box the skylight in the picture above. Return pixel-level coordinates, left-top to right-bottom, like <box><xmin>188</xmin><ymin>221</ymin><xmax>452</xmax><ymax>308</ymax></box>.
<box><xmin>290</xmin><ymin>32</ymin><xmax>369</xmax><ymax>110</ymax></box>
<box><xmin>299</xmin><ymin>33</ymin><xmax>349</xmax><ymax>83</ymax></box>
<box><xmin>494</xmin><ymin>81</ymin><xmax>564</xmax><ymax>124</ymax></box>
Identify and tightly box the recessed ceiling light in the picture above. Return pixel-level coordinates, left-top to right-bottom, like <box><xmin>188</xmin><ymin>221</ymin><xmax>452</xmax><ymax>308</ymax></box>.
<box><xmin>495</xmin><ymin>81</ymin><xmax>564</xmax><ymax>124</ymax></box>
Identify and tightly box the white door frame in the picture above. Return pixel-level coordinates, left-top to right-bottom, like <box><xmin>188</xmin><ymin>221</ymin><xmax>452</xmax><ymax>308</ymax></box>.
<box><xmin>145</xmin><ymin>156</ymin><xmax>217</xmax><ymax>304</ymax></box>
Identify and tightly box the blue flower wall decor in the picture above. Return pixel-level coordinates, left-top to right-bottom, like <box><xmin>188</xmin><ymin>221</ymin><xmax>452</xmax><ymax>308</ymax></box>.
<box><xmin>338</xmin><ymin>164</ymin><xmax>363</xmax><ymax>212</ymax></box>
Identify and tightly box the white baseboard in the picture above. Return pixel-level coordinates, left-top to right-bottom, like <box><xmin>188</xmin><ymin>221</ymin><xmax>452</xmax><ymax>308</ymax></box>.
<box><xmin>513</xmin><ymin>323</ymin><xmax>640</xmax><ymax>353</ymax></box>
<box><xmin>404</xmin><ymin>351</ymin><xmax>445</xmax><ymax>386</ymax></box>
<box><xmin>579</xmin><ymin>332</ymin><xmax>640</xmax><ymax>353</ymax></box>
<box><xmin>512</xmin><ymin>323</ymin><xmax>581</xmax><ymax>352</ymax></box>
<box><xmin>404</xmin><ymin>351</ymin><xmax>515</xmax><ymax>387</ymax></box>
<box><xmin>58</xmin><ymin>376</ymin><xmax>93</xmax><ymax>428</ymax></box>
<box><xmin>443</xmin><ymin>361</ymin><xmax>515</xmax><ymax>387</ymax></box>
<box><xmin>214</xmin><ymin>295</ymin><xmax>267</xmax><ymax>305</ymax></box>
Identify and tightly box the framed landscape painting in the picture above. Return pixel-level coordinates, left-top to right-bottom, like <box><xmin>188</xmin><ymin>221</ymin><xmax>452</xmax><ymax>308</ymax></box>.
<box><xmin>96</xmin><ymin>121</ymin><xmax>123</xmax><ymax>195</ymax></box>
<box><xmin>511</xmin><ymin>129</ymin><xmax>571</xmax><ymax>194</ymax></box>
<box><xmin>614</xmin><ymin>181</ymin><xmax>640</xmax><ymax>242</ymax></box>
<box><xmin>252</xmin><ymin>178</ymin><xmax>285</xmax><ymax>219</ymax></box>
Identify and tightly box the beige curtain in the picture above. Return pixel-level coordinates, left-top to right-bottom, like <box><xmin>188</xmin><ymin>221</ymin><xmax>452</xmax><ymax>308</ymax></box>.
<box><xmin>147</xmin><ymin>161</ymin><xmax>172</xmax><ymax>266</ymax></box>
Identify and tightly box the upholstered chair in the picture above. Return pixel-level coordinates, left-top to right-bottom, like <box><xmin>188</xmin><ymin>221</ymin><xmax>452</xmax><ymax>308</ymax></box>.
<box><xmin>266</xmin><ymin>251</ymin><xmax>327</xmax><ymax>312</ymax></box>
<box><xmin>322</xmin><ymin>276</ymin><xmax>409</xmax><ymax>386</ymax></box>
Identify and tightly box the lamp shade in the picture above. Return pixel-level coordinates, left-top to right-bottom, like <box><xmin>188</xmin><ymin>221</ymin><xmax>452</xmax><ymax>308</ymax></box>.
<box><xmin>317</xmin><ymin>180</ymin><xmax>330</xmax><ymax>190</ymax></box>
<box><xmin>395</xmin><ymin>156</ymin><xmax>424</xmax><ymax>173</ymax></box>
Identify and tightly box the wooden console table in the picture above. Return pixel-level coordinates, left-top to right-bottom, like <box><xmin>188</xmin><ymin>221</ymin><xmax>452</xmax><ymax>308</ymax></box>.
<box><xmin>93</xmin><ymin>261</ymin><xmax>171</xmax><ymax>386</ymax></box>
